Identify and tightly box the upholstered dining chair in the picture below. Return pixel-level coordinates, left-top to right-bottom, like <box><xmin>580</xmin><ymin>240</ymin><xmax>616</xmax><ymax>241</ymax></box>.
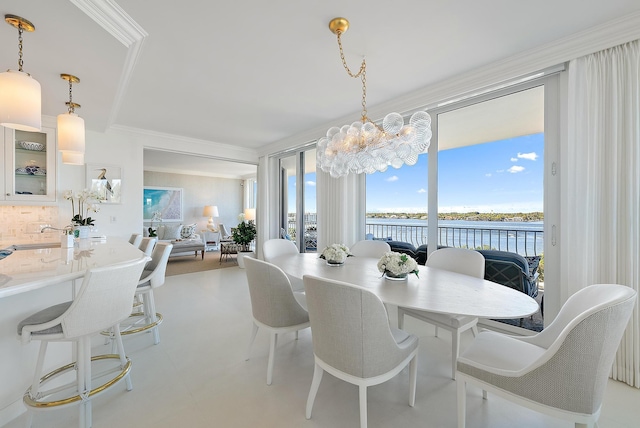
<box><xmin>263</xmin><ymin>238</ymin><xmax>303</xmax><ymax>291</ymax></box>
<box><xmin>350</xmin><ymin>240</ymin><xmax>391</xmax><ymax>258</ymax></box>
<box><xmin>17</xmin><ymin>256</ymin><xmax>148</xmax><ymax>428</ymax></box>
<box><xmin>128</xmin><ymin>233</ymin><xmax>143</xmax><ymax>247</ymax></box>
<box><xmin>244</xmin><ymin>257</ymin><xmax>309</xmax><ymax>385</ymax></box>
<box><xmin>304</xmin><ymin>275</ymin><xmax>419</xmax><ymax>428</ymax></box>
<box><xmin>398</xmin><ymin>247</ymin><xmax>485</xmax><ymax>379</ymax></box>
<box><xmin>456</xmin><ymin>283</ymin><xmax>637</xmax><ymax>428</ymax></box>
<box><xmin>119</xmin><ymin>242</ymin><xmax>173</xmax><ymax>345</ymax></box>
<box><xmin>263</xmin><ymin>238</ymin><xmax>298</xmax><ymax>262</ymax></box>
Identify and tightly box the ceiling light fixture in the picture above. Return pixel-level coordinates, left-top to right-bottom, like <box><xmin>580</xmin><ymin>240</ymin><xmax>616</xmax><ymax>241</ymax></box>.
<box><xmin>57</xmin><ymin>74</ymin><xmax>86</xmax><ymax>165</ymax></box>
<box><xmin>316</xmin><ymin>18</ymin><xmax>432</xmax><ymax>178</ymax></box>
<box><xmin>0</xmin><ymin>14</ymin><xmax>41</xmax><ymax>132</ymax></box>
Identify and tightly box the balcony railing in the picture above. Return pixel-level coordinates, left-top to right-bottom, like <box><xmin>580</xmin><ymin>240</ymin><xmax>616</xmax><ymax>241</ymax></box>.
<box><xmin>287</xmin><ymin>220</ymin><xmax>543</xmax><ymax>256</ymax></box>
<box><xmin>366</xmin><ymin>222</ymin><xmax>543</xmax><ymax>256</ymax></box>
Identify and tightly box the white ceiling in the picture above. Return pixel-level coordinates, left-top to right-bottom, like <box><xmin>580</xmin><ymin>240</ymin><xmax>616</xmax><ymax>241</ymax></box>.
<box><xmin>2</xmin><ymin>0</ymin><xmax>640</xmax><ymax>177</ymax></box>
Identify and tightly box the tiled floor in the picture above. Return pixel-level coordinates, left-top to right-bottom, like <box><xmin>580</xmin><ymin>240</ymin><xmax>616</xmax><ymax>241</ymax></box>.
<box><xmin>6</xmin><ymin>267</ymin><xmax>640</xmax><ymax>427</ymax></box>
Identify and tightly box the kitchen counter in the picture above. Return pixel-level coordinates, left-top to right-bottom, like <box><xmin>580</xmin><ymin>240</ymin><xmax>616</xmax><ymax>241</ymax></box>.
<box><xmin>0</xmin><ymin>237</ymin><xmax>144</xmax><ymax>298</ymax></box>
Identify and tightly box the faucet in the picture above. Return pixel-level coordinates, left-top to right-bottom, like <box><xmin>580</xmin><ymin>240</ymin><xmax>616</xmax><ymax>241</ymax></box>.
<box><xmin>41</xmin><ymin>225</ymin><xmax>73</xmax><ymax>234</ymax></box>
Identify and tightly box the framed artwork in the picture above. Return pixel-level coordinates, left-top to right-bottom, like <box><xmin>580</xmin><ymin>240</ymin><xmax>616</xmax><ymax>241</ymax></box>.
<box><xmin>86</xmin><ymin>164</ymin><xmax>122</xmax><ymax>204</ymax></box>
<box><xmin>143</xmin><ymin>186</ymin><xmax>183</xmax><ymax>222</ymax></box>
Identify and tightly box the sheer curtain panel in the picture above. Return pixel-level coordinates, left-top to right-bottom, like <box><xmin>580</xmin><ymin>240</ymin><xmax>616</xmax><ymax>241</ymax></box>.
<box><xmin>565</xmin><ymin>40</ymin><xmax>640</xmax><ymax>387</ymax></box>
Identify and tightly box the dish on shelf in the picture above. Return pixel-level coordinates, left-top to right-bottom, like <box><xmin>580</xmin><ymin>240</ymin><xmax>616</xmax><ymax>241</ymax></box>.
<box><xmin>15</xmin><ymin>167</ymin><xmax>28</xmax><ymax>174</ymax></box>
<box><xmin>34</xmin><ymin>169</ymin><xmax>46</xmax><ymax>175</ymax></box>
<box><xmin>18</xmin><ymin>141</ymin><xmax>45</xmax><ymax>151</ymax></box>
<box><xmin>24</xmin><ymin>165</ymin><xmax>40</xmax><ymax>175</ymax></box>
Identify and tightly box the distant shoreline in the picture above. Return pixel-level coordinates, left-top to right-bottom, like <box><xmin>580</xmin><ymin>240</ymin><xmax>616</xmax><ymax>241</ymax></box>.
<box><xmin>366</xmin><ymin>212</ymin><xmax>544</xmax><ymax>222</ymax></box>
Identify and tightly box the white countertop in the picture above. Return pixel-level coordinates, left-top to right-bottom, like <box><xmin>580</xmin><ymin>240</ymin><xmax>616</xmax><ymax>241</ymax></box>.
<box><xmin>0</xmin><ymin>237</ymin><xmax>145</xmax><ymax>298</ymax></box>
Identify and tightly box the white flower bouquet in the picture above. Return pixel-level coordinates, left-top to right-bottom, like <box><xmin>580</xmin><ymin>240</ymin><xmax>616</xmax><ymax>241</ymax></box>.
<box><xmin>63</xmin><ymin>189</ymin><xmax>105</xmax><ymax>226</ymax></box>
<box><xmin>377</xmin><ymin>251</ymin><xmax>419</xmax><ymax>279</ymax></box>
<box><xmin>320</xmin><ymin>243</ymin><xmax>352</xmax><ymax>265</ymax></box>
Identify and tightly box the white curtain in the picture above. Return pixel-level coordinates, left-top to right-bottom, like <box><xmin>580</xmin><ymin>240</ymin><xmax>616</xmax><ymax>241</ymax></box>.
<box><xmin>565</xmin><ymin>40</ymin><xmax>640</xmax><ymax>387</ymax></box>
<box><xmin>316</xmin><ymin>170</ymin><xmax>364</xmax><ymax>252</ymax></box>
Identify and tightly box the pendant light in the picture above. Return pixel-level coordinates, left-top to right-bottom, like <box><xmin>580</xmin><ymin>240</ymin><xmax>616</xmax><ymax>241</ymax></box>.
<box><xmin>57</xmin><ymin>74</ymin><xmax>85</xmax><ymax>164</ymax></box>
<box><xmin>0</xmin><ymin>15</ymin><xmax>41</xmax><ymax>132</ymax></box>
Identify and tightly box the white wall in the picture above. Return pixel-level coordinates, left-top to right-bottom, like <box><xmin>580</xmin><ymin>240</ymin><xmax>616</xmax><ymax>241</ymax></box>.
<box><xmin>143</xmin><ymin>171</ymin><xmax>243</xmax><ymax>233</ymax></box>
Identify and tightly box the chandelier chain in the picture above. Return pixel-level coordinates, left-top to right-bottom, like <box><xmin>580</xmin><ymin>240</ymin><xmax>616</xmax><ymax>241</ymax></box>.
<box><xmin>17</xmin><ymin>24</ymin><xmax>24</xmax><ymax>72</ymax></box>
<box><xmin>68</xmin><ymin>80</ymin><xmax>75</xmax><ymax>114</ymax></box>
<box><xmin>336</xmin><ymin>31</ymin><xmax>369</xmax><ymax>122</ymax></box>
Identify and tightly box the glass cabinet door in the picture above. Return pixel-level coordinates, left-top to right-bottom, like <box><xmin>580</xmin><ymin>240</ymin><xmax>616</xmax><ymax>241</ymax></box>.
<box><xmin>4</xmin><ymin>126</ymin><xmax>56</xmax><ymax>202</ymax></box>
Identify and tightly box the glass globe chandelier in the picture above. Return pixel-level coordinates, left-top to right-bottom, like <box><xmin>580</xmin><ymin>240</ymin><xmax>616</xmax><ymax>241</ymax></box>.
<box><xmin>317</xmin><ymin>18</ymin><xmax>432</xmax><ymax>178</ymax></box>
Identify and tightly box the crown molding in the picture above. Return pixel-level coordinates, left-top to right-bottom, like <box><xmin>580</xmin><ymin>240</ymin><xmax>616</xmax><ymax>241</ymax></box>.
<box><xmin>259</xmin><ymin>11</ymin><xmax>640</xmax><ymax>158</ymax></box>
<box><xmin>70</xmin><ymin>0</ymin><xmax>148</xmax><ymax>131</ymax></box>
<box><xmin>109</xmin><ymin>124</ymin><xmax>260</xmax><ymax>163</ymax></box>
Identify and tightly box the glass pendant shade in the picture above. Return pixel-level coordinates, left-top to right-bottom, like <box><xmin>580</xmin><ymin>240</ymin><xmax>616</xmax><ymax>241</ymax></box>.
<box><xmin>57</xmin><ymin>112</ymin><xmax>85</xmax><ymax>153</ymax></box>
<box><xmin>0</xmin><ymin>69</ymin><xmax>41</xmax><ymax>131</ymax></box>
<box><xmin>61</xmin><ymin>151</ymin><xmax>84</xmax><ymax>165</ymax></box>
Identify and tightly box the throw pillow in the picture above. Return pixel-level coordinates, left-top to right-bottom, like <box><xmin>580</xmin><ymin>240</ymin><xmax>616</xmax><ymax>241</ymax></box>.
<box><xmin>180</xmin><ymin>223</ymin><xmax>197</xmax><ymax>240</ymax></box>
<box><xmin>162</xmin><ymin>224</ymin><xmax>183</xmax><ymax>241</ymax></box>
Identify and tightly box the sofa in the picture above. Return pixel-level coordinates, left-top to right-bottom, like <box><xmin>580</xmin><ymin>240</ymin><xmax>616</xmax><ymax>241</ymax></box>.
<box><xmin>477</xmin><ymin>249</ymin><xmax>540</xmax><ymax>298</ymax></box>
<box><xmin>152</xmin><ymin>223</ymin><xmax>205</xmax><ymax>260</ymax></box>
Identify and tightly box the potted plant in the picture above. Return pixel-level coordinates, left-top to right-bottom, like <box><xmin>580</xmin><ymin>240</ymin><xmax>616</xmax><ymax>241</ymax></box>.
<box><xmin>232</xmin><ymin>219</ymin><xmax>256</xmax><ymax>252</ymax></box>
<box><xmin>232</xmin><ymin>216</ymin><xmax>256</xmax><ymax>268</ymax></box>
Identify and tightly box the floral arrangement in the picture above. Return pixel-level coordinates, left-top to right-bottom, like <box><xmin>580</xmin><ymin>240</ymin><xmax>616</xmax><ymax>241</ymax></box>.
<box><xmin>63</xmin><ymin>189</ymin><xmax>104</xmax><ymax>226</ymax></box>
<box><xmin>377</xmin><ymin>251</ymin><xmax>419</xmax><ymax>278</ymax></box>
<box><xmin>320</xmin><ymin>243</ymin><xmax>352</xmax><ymax>264</ymax></box>
<box><xmin>148</xmin><ymin>211</ymin><xmax>163</xmax><ymax>237</ymax></box>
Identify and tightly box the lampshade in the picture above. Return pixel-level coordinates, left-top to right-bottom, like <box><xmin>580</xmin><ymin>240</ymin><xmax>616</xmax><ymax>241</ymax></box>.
<box><xmin>0</xmin><ymin>69</ymin><xmax>41</xmax><ymax>132</ymax></box>
<box><xmin>203</xmin><ymin>205</ymin><xmax>219</xmax><ymax>217</ymax></box>
<box><xmin>0</xmin><ymin>15</ymin><xmax>41</xmax><ymax>132</ymax></box>
<box><xmin>61</xmin><ymin>151</ymin><xmax>84</xmax><ymax>165</ymax></box>
<box><xmin>57</xmin><ymin>112</ymin><xmax>85</xmax><ymax>153</ymax></box>
<box><xmin>203</xmin><ymin>205</ymin><xmax>219</xmax><ymax>231</ymax></box>
<box><xmin>244</xmin><ymin>208</ymin><xmax>256</xmax><ymax>221</ymax></box>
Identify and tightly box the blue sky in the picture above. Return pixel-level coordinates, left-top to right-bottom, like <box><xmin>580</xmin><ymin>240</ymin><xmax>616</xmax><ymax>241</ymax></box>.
<box><xmin>290</xmin><ymin>132</ymin><xmax>544</xmax><ymax>214</ymax></box>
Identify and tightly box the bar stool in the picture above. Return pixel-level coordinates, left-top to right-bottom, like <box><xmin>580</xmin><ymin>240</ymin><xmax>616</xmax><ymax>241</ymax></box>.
<box><xmin>138</xmin><ymin>237</ymin><xmax>157</xmax><ymax>257</ymax></box>
<box><xmin>128</xmin><ymin>233</ymin><xmax>143</xmax><ymax>247</ymax></box>
<box><xmin>119</xmin><ymin>242</ymin><xmax>173</xmax><ymax>344</ymax></box>
<box><xmin>17</xmin><ymin>256</ymin><xmax>148</xmax><ymax>428</ymax></box>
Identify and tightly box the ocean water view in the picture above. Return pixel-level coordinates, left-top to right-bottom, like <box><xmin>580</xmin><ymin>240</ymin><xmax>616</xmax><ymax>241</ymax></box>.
<box><xmin>365</xmin><ymin>217</ymin><xmax>544</xmax><ymax>256</ymax></box>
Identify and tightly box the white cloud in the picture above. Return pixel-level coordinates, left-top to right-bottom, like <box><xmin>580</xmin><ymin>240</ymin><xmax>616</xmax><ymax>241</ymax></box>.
<box><xmin>417</xmin><ymin>188</ymin><xmax>426</xmax><ymax>193</ymax></box>
<box><xmin>517</xmin><ymin>152</ymin><xmax>538</xmax><ymax>161</ymax></box>
<box><xmin>306</xmin><ymin>181</ymin><xmax>316</xmax><ymax>186</ymax></box>
<box><xmin>386</xmin><ymin>176</ymin><xmax>399</xmax><ymax>182</ymax></box>
<box><xmin>510</xmin><ymin>157</ymin><xmax>518</xmax><ymax>162</ymax></box>
<box><xmin>485</xmin><ymin>173</ymin><xmax>492</xmax><ymax>177</ymax></box>
<box><xmin>508</xmin><ymin>165</ymin><xmax>525</xmax><ymax>173</ymax></box>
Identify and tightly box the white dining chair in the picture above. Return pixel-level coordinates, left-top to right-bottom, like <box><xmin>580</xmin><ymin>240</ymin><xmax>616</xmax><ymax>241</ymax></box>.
<box><xmin>17</xmin><ymin>256</ymin><xmax>148</xmax><ymax>428</ymax></box>
<box><xmin>244</xmin><ymin>257</ymin><xmax>309</xmax><ymax>385</ymax></box>
<box><xmin>350</xmin><ymin>240</ymin><xmax>391</xmax><ymax>258</ymax></box>
<box><xmin>263</xmin><ymin>238</ymin><xmax>303</xmax><ymax>291</ymax></box>
<box><xmin>304</xmin><ymin>275</ymin><xmax>418</xmax><ymax>428</ymax></box>
<box><xmin>457</xmin><ymin>283</ymin><xmax>637</xmax><ymax>428</ymax></box>
<box><xmin>398</xmin><ymin>247</ymin><xmax>485</xmax><ymax>379</ymax></box>
<box><xmin>263</xmin><ymin>238</ymin><xmax>298</xmax><ymax>262</ymax></box>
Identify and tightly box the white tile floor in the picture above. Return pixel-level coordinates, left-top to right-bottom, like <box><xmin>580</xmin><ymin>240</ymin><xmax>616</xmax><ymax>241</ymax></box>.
<box><xmin>7</xmin><ymin>267</ymin><xmax>640</xmax><ymax>428</ymax></box>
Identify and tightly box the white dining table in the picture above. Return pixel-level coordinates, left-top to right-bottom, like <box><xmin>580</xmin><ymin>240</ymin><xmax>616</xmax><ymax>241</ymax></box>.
<box><xmin>271</xmin><ymin>253</ymin><xmax>539</xmax><ymax>319</ymax></box>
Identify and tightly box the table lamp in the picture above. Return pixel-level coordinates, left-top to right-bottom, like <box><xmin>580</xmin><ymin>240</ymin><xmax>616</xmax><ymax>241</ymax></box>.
<box><xmin>244</xmin><ymin>208</ymin><xmax>256</xmax><ymax>222</ymax></box>
<box><xmin>203</xmin><ymin>205</ymin><xmax>219</xmax><ymax>230</ymax></box>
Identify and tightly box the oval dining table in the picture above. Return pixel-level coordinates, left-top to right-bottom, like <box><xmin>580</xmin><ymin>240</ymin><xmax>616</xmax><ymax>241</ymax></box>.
<box><xmin>271</xmin><ymin>253</ymin><xmax>539</xmax><ymax>319</ymax></box>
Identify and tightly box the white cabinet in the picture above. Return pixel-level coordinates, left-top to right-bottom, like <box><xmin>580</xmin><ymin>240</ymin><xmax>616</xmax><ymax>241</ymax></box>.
<box><xmin>2</xmin><ymin>126</ymin><xmax>57</xmax><ymax>203</ymax></box>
